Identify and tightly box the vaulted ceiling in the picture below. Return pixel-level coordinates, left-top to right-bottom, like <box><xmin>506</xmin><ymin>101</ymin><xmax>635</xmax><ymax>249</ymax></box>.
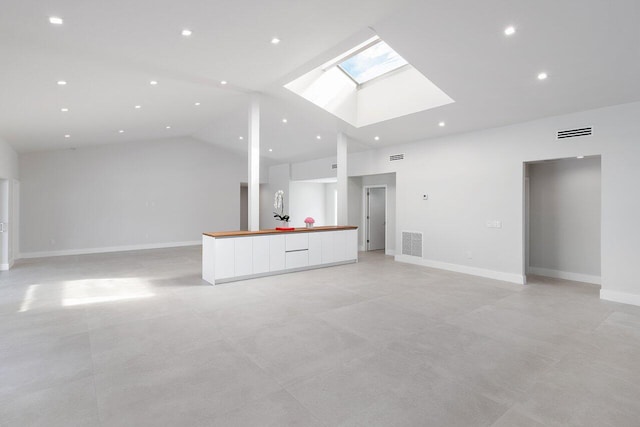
<box><xmin>1</xmin><ymin>0</ymin><xmax>639</xmax><ymax>162</ymax></box>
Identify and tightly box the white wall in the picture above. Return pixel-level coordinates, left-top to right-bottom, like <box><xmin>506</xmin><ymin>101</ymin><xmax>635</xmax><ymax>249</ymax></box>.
<box><xmin>0</xmin><ymin>137</ymin><xmax>18</xmax><ymax>180</ymax></box>
<box><xmin>527</xmin><ymin>157</ymin><xmax>601</xmax><ymax>283</ymax></box>
<box><xmin>19</xmin><ymin>137</ymin><xmax>250</xmax><ymax>256</ymax></box>
<box><xmin>282</xmin><ymin>102</ymin><xmax>640</xmax><ymax>306</ymax></box>
<box><xmin>289</xmin><ymin>181</ymin><xmax>327</xmax><ymax>227</ymax></box>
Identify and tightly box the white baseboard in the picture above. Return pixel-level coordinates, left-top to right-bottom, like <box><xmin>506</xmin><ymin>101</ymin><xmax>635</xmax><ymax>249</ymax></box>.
<box><xmin>18</xmin><ymin>240</ymin><xmax>201</xmax><ymax>259</ymax></box>
<box><xmin>0</xmin><ymin>263</ymin><xmax>9</xmax><ymax>271</ymax></box>
<box><xmin>527</xmin><ymin>266</ymin><xmax>601</xmax><ymax>285</ymax></box>
<box><xmin>385</xmin><ymin>249</ymin><xmax>395</xmax><ymax>256</ymax></box>
<box><xmin>600</xmin><ymin>289</ymin><xmax>640</xmax><ymax>307</ymax></box>
<box><xmin>358</xmin><ymin>245</ymin><xmax>366</xmax><ymax>252</ymax></box>
<box><xmin>395</xmin><ymin>254</ymin><xmax>525</xmax><ymax>284</ymax></box>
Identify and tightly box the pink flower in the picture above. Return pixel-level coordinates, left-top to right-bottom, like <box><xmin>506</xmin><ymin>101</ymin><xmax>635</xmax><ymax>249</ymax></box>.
<box><xmin>304</xmin><ymin>217</ymin><xmax>315</xmax><ymax>224</ymax></box>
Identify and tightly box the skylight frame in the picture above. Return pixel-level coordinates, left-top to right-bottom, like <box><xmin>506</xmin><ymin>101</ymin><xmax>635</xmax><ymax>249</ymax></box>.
<box><xmin>335</xmin><ymin>40</ymin><xmax>410</xmax><ymax>86</ymax></box>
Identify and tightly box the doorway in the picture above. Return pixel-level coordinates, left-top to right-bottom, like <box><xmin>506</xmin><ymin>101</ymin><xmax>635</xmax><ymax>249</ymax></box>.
<box><xmin>240</xmin><ymin>184</ymin><xmax>248</xmax><ymax>231</ymax></box>
<box><xmin>523</xmin><ymin>156</ymin><xmax>602</xmax><ymax>285</ymax></box>
<box><xmin>365</xmin><ymin>186</ymin><xmax>386</xmax><ymax>251</ymax></box>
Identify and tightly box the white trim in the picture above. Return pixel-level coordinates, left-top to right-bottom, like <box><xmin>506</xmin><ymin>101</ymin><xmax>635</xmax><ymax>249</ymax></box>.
<box><xmin>385</xmin><ymin>249</ymin><xmax>395</xmax><ymax>256</ymax></box>
<box><xmin>363</xmin><ymin>184</ymin><xmax>388</xmax><ymax>252</ymax></box>
<box><xmin>600</xmin><ymin>289</ymin><xmax>640</xmax><ymax>307</ymax></box>
<box><xmin>0</xmin><ymin>263</ymin><xmax>9</xmax><ymax>271</ymax></box>
<box><xmin>395</xmin><ymin>254</ymin><xmax>525</xmax><ymax>284</ymax></box>
<box><xmin>527</xmin><ymin>266</ymin><xmax>601</xmax><ymax>285</ymax></box>
<box><xmin>18</xmin><ymin>240</ymin><xmax>201</xmax><ymax>259</ymax></box>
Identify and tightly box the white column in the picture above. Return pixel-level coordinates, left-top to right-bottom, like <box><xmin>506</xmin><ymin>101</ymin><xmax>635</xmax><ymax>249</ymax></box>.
<box><xmin>248</xmin><ymin>95</ymin><xmax>260</xmax><ymax>231</ymax></box>
<box><xmin>337</xmin><ymin>132</ymin><xmax>348</xmax><ymax>225</ymax></box>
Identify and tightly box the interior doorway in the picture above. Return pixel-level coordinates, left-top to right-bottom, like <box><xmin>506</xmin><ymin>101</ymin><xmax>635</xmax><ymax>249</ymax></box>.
<box><xmin>365</xmin><ymin>186</ymin><xmax>386</xmax><ymax>251</ymax></box>
<box><xmin>523</xmin><ymin>156</ymin><xmax>602</xmax><ymax>285</ymax></box>
<box><xmin>240</xmin><ymin>184</ymin><xmax>248</xmax><ymax>231</ymax></box>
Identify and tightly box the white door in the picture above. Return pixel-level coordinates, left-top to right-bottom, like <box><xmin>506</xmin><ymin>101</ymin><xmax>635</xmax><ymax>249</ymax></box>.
<box><xmin>367</xmin><ymin>187</ymin><xmax>386</xmax><ymax>251</ymax></box>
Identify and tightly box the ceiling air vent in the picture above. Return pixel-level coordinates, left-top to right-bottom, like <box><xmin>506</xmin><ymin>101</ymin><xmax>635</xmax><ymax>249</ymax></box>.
<box><xmin>331</xmin><ymin>163</ymin><xmax>337</xmax><ymax>169</ymax></box>
<box><xmin>401</xmin><ymin>231</ymin><xmax>422</xmax><ymax>258</ymax></box>
<box><xmin>557</xmin><ymin>127</ymin><xmax>592</xmax><ymax>140</ymax></box>
<box><xmin>389</xmin><ymin>153</ymin><xmax>405</xmax><ymax>161</ymax></box>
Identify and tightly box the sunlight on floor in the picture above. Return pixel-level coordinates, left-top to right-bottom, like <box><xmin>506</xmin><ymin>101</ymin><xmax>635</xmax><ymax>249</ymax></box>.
<box><xmin>18</xmin><ymin>284</ymin><xmax>40</xmax><ymax>312</ymax></box>
<box><xmin>62</xmin><ymin>277</ymin><xmax>155</xmax><ymax>307</ymax></box>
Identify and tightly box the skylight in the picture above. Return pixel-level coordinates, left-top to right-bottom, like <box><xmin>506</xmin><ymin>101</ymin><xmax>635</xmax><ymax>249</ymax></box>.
<box><xmin>338</xmin><ymin>41</ymin><xmax>408</xmax><ymax>84</ymax></box>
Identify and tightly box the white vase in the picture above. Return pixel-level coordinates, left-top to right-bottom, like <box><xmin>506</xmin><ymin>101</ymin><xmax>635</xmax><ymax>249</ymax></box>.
<box><xmin>306</xmin><ymin>223</ymin><xmax>313</xmax><ymax>229</ymax></box>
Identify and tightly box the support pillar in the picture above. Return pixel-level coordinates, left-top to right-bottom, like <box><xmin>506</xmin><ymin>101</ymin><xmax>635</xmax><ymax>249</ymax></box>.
<box><xmin>337</xmin><ymin>132</ymin><xmax>348</xmax><ymax>225</ymax></box>
<box><xmin>248</xmin><ymin>95</ymin><xmax>260</xmax><ymax>231</ymax></box>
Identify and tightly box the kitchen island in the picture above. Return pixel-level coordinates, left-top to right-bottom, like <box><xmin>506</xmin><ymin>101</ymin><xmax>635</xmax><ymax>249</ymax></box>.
<box><xmin>202</xmin><ymin>226</ymin><xmax>358</xmax><ymax>285</ymax></box>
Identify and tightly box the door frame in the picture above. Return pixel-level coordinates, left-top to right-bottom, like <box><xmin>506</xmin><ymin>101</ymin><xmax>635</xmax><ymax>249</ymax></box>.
<box><xmin>362</xmin><ymin>185</ymin><xmax>387</xmax><ymax>252</ymax></box>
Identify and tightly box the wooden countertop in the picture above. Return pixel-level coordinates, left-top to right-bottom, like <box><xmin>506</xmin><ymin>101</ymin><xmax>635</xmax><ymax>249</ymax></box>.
<box><xmin>204</xmin><ymin>225</ymin><xmax>357</xmax><ymax>238</ymax></box>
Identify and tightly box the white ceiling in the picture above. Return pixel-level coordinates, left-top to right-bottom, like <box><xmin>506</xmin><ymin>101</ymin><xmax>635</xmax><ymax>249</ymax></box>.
<box><xmin>1</xmin><ymin>0</ymin><xmax>639</xmax><ymax>163</ymax></box>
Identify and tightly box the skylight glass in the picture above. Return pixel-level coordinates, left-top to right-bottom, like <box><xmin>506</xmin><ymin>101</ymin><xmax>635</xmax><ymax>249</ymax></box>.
<box><xmin>338</xmin><ymin>41</ymin><xmax>409</xmax><ymax>84</ymax></box>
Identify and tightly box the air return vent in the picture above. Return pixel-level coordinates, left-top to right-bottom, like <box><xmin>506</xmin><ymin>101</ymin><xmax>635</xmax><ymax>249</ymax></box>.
<box><xmin>401</xmin><ymin>231</ymin><xmax>423</xmax><ymax>257</ymax></box>
<box><xmin>331</xmin><ymin>163</ymin><xmax>337</xmax><ymax>169</ymax></box>
<box><xmin>557</xmin><ymin>127</ymin><xmax>592</xmax><ymax>140</ymax></box>
<box><xmin>389</xmin><ymin>153</ymin><xmax>405</xmax><ymax>161</ymax></box>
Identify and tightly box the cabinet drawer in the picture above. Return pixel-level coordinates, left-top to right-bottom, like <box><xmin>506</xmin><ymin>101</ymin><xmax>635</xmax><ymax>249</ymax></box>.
<box><xmin>285</xmin><ymin>250</ymin><xmax>308</xmax><ymax>269</ymax></box>
<box><xmin>285</xmin><ymin>233</ymin><xmax>308</xmax><ymax>251</ymax></box>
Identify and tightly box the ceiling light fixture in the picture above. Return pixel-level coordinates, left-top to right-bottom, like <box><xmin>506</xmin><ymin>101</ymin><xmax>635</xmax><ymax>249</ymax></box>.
<box><xmin>271</xmin><ymin>37</ymin><xmax>280</xmax><ymax>45</ymax></box>
<box><xmin>316</xmin><ymin>135</ymin><xmax>321</xmax><ymax>140</ymax></box>
<box><xmin>118</xmin><ymin>130</ymin><xmax>125</xmax><ymax>133</ymax></box>
<box><xmin>150</xmin><ymin>80</ymin><xmax>158</xmax><ymax>85</ymax></box>
<box><xmin>60</xmin><ymin>107</ymin><xmax>69</xmax><ymax>112</ymax></box>
<box><xmin>220</xmin><ymin>80</ymin><xmax>227</xmax><ymax>85</ymax></box>
<box><xmin>64</xmin><ymin>134</ymin><xmax>70</xmax><ymax>138</ymax></box>
<box><xmin>181</xmin><ymin>29</ymin><xmax>192</xmax><ymax>36</ymax></box>
<box><xmin>135</xmin><ymin>105</ymin><xmax>141</xmax><ymax>109</ymax></box>
<box><xmin>282</xmin><ymin>118</ymin><xmax>287</xmax><ymax>123</ymax></box>
<box><xmin>269</xmin><ymin>148</ymin><xmax>273</xmax><ymax>152</ymax></box>
<box><xmin>438</xmin><ymin>121</ymin><xmax>446</xmax><ymax>127</ymax></box>
<box><xmin>57</xmin><ymin>80</ymin><xmax>67</xmax><ymax>86</ymax></box>
<box><xmin>239</xmin><ymin>136</ymin><xmax>244</xmax><ymax>140</ymax></box>
<box><xmin>537</xmin><ymin>72</ymin><xmax>548</xmax><ymax>80</ymax></box>
<box><xmin>374</xmin><ymin>136</ymin><xmax>380</xmax><ymax>141</ymax></box>
<box><xmin>504</xmin><ymin>26</ymin><xmax>516</xmax><ymax>36</ymax></box>
<box><xmin>166</xmin><ymin>126</ymin><xmax>171</xmax><ymax>129</ymax></box>
<box><xmin>49</xmin><ymin>16</ymin><xmax>63</xmax><ymax>25</ymax></box>
<box><xmin>577</xmin><ymin>155</ymin><xmax>585</xmax><ymax>159</ymax></box>
<box><xmin>194</xmin><ymin>102</ymin><xmax>201</xmax><ymax>106</ymax></box>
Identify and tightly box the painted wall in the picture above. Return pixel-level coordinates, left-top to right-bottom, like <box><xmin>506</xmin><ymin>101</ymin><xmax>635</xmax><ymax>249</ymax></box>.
<box><xmin>281</xmin><ymin>102</ymin><xmax>640</xmax><ymax>306</ymax></box>
<box><xmin>19</xmin><ymin>137</ymin><xmax>249</xmax><ymax>256</ymax></box>
<box><xmin>0</xmin><ymin>137</ymin><xmax>18</xmax><ymax>179</ymax></box>
<box><xmin>289</xmin><ymin>181</ymin><xmax>327</xmax><ymax>227</ymax></box>
<box><xmin>528</xmin><ymin>157</ymin><xmax>601</xmax><ymax>283</ymax></box>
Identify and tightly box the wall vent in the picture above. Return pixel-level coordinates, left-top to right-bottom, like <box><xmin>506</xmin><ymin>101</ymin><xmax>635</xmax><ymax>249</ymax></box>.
<box><xmin>401</xmin><ymin>231</ymin><xmax>423</xmax><ymax>257</ymax></box>
<box><xmin>389</xmin><ymin>153</ymin><xmax>405</xmax><ymax>161</ymax></box>
<box><xmin>557</xmin><ymin>127</ymin><xmax>592</xmax><ymax>140</ymax></box>
<box><xmin>331</xmin><ymin>163</ymin><xmax>337</xmax><ymax>169</ymax></box>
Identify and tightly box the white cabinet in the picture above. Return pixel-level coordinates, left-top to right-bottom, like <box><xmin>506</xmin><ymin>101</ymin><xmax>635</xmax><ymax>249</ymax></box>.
<box><xmin>215</xmin><ymin>238</ymin><xmax>235</xmax><ymax>279</ymax></box>
<box><xmin>252</xmin><ymin>236</ymin><xmax>270</xmax><ymax>274</ymax></box>
<box><xmin>269</xmin><ymin>235</ymin><xmax>285</xmax><ymax>271</ymax></box>
<box><xmin>286</xmin><ymin>250</ymin><xmax>309</xmax><ymax>269</ymax></box>
<box><xmin>285</xmin><ymin>233</ymin><xmax>308</xmax><ymax>251</ymax></box>
<box><xmin>234</xmin><ymin>237</ymin><xmax>253</xmax><ymax>277</ymax></box>
<box><xmin>203</xmin><ymin>229</ymin><xmax>358</xmax><ymax>285</ymax></box>
<box><xmin>308</xmin><ymin>233</ymin><xmax>322</xmax><ymax>266</ymax></box>
<box><xmin>321</xmin><ymin>232</ymin><xmax>335</xmax><ymax>264</ymax></box>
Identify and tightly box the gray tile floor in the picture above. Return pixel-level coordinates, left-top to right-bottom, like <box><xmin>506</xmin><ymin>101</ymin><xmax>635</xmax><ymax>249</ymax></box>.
<box><xmin>1</xmin><ymin>248</ymin><xmax>640</xmax><ymax>426</ymax></box>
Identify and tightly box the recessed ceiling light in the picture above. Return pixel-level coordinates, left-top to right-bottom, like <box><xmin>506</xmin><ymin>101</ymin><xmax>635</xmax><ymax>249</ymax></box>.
<box><xmin>166</xmin><ymin>126</ymin><xmax>171</xmax><ymax>129</ymax></box>
<box><xmin>438</xmin><ymin>121</ymin><xmax>446</xmax><ymax>127</ymax></box>
<box><xmin>577</xmin><ymin>155</ymin><xmax>584</xmax><ymax>159</ymax></box>
<box><xmin>60</xmin><ymin>107</ymin><xmax>69</xmax><ymax>112</ymax></box>
<box><xmin>118</xmin><ymin>130</ymin><xmax>125</xmax><ymax>133</ymax></box>
<box><xmin>181</xmin><ymin>29</ymin><xmax>192</xmax><ymax>36</ymax></box>
<box><xmin>316</xmin><ymin>135</ymin><xmax>321</xmax><ymax>140</ymax></box>
<box><xmin>135</xmin><ymin>105</ymin><xmax>141</xmax><ymax>109</ymax></box>
<box><xmin>537</xmin><ymin>72</ymin><xmax>548</xmax><ymax>80</ymax></box>
<box><xmin>239</xmin><ymin>136</ymin><xmax>244</xmax><ymax>140</ymax></box>
<box><xmin>504</xmin><ymin>26</ymin><xmax>516</xmax><ymax>36</ymax></box>
<box><xmin>271</xmin><ymin>37</ymin><xmax>280</xmax><ymax>45</ymax></box>
<box><xmin>374</xmin><ymin>136</ymin><xmax>380</xmax><ymax>141</ymax></box>
<box><xmin>57</xmin><ymin>80</ymin><xmax>67</xmax><ymax>86</ymax></box>
<box><xmin>64</xmin><ymin>134</ymin><xmax>70</xmax><ymax>138</ymax></box>
<box><xmin>194</xmin><ymin>102</ymin><xmax>201</xmax><ymax>106</ymax></box>
<box><xmin>220</xmin><ymin>80</ymin><xmax>227</xmax><ymax>85</ymax></box>
<box><xmin>282</xmin><ymin>118</ymin><xmax>288</xmax><ymax>123</ymax></box>
<box><xmin>268</xmin><ymin>148</ymin><xmax>273</xmax><ymax>152</ymax></box>
<box><xmin>150</xmin><ymin>80</ymin><xmax>158</xmax><ymax>85</ymax></box>
<box><xmin>49</xmin><ymin>16</ymin><xmax>63</xmax><ymax>25</ymax></box>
